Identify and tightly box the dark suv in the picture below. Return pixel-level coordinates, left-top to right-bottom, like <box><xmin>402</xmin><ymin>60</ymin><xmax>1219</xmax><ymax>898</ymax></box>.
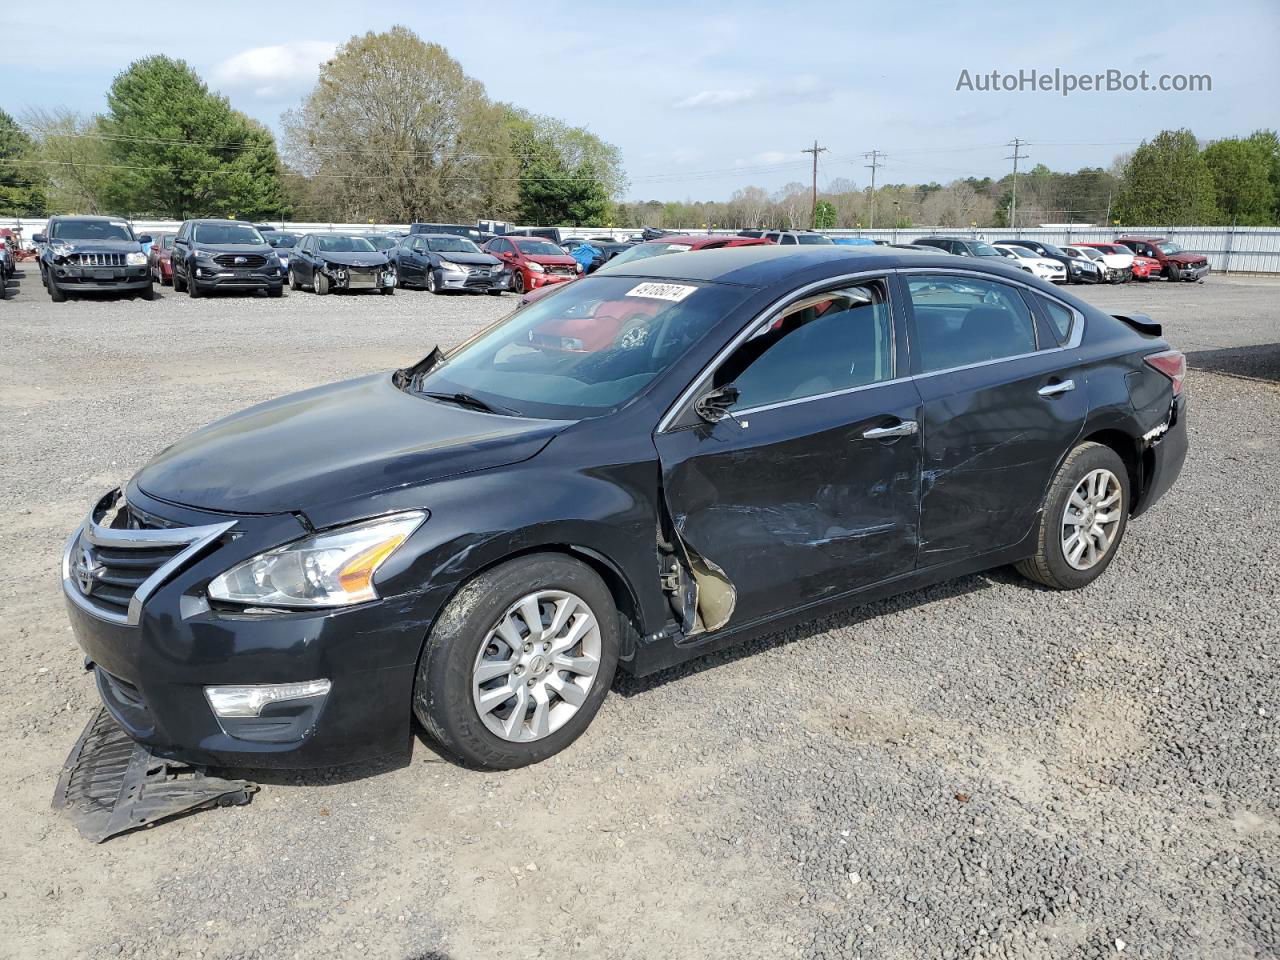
<box><xmin>172</xmin><ymin>219</ymin><xmax>283</xmax><ymax>297</ymax></box>
<box><xmin>913</xmin><ymin>236</ymin><xmax>1005</xmax><ymax>259</ymax></box>
<box><xmin>34</xmin><ymin>216</ymin><xmax>155</xmax><ymax>302</ymax></box>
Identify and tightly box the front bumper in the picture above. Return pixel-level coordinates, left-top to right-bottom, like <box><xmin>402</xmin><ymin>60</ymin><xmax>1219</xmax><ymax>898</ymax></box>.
<box><xmin>49</xmin><ymin>263</ymin><xmax>150</xmax><ymax>291</ymax></box>
<box><xmin>61</xmin><ymin>488</ymin><xmax>444</xmax><ymax>768</ymax></box>
<box><xmin>528</xmin><ymin>272</ymin><xmax>575</xmax><ymax>289</ymax></box>
<box><xmin>1175</xmin><ymin>262</ymin><xmax>1210</xmax><ymax>280</ymax></box>
<box><xmin>193</xmin><ymin>264</ymin><xmax>283</xmax><ymax>291</ymax></box>
<box><xmin>438</xmin><ymin>269</ymin><xmax>507</xmax><ymax>292</ymax></box>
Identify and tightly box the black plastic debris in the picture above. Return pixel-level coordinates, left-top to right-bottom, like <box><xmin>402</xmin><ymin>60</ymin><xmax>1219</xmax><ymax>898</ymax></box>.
<box><xmin>53</xmin><ymin>707</ymin><xmax>258</xmax><ymax>843</ymax></box>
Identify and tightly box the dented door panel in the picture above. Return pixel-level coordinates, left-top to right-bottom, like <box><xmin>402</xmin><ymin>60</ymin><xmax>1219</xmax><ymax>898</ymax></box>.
<box><xmin>654</xmin><ymin>380</ymin><xmax>924</xmax><ymax>629</ymax></box>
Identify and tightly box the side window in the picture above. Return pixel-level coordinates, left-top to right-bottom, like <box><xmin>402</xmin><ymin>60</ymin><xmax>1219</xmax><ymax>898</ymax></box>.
<box><xmin>906</xmin><ymin>274</ymin><xmax>1040</xmax><ymax>373</ymax></box>
<box><xmin>780</xmin><ymin>234</ymin><xmax>798</xmax><ymax>245</ymax></box>
<box><xmin>1037</xmin><ymin>296</ymin><xmax>1075</xmax><ymax>342</ymax></box>
<box><xmin>715</xmin><ymin>280</ymin><xmax>894</xmax><ymax>410</ymax></box>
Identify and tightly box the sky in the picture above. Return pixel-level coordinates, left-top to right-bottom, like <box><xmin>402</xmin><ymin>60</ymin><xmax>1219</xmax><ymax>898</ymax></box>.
<box><xmin>3</xmin><ymin>1</ymin><xmax>1278</xmax><ymax>202</ymax></box>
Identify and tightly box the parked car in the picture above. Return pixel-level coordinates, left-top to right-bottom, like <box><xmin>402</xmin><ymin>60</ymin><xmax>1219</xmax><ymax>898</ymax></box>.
<box><xmin>172</xmin><ymin>219</ymin><xmax>283</xmax><ymax>298</ymax></box>
<box><xmin>1077</xmin><ymin>242</ymin><xmax>1149</xmax><ymax>281</ymax></box>
<box><xmin>393</xmin><ymin>234</ymin><xmax>505</xmax><ymax>294</ymax></box>
<box><xmin>828</xmin><ymin>236</ymin><xmax>878</xmax><ymax>246</ymax></box>
<box><xmin>264</xmin><ymin>232</ymin><xmax>300</xmax><ymax>274</ymax></box>
<box><xmin>483</xmin><ymin>235</ymin><xmax>580</xmax><ymax>295</ymax></box>
<box><xmin>1116</xmin><ymin>236</ymin><xmax>1210</xmax><ymax>282</ymax></box>
<box><xmin>912</xmin><ymin>236</ymin><xmax>1006</xmax><ymax>260</ymax></box>
<box><xmin>0</xmin><ymin>243</ymin><xmax>11</xmax><ymax>284</ymax></box>
<box><xmin>1007</xmin><ymin>239</ymin><xmax>1100</xmax><ymax>284</ymax></box>
<box><xmin>60</xmin><ymin>246</ymin><xmax>1188</xmax><ymax>771</ymax></box>
<box><xmin>993</xmin><ymin>244</ymin><xmax>1068</xmax><ymax>283</ymax></box>
<box><xmin>287</xmin><ymin>233</ymin><xmax>397</xmax><ymax>295</ymax></box>
<box><xmin>363</xmin><ymin>234</ymin><xmax>399</xmax><ymax>254</ymax></box>
<box><xmin>889</xmin><ymin>243</ymin><xmax>935</xmax><ymax>252</ymax></box>
<box><xmin>409</xmin><ymin>223</ymin><xmax>489</xmax><ymax>244</ymax></box>
<box><xmin>506</xmin><ymin>227</ymin><xmax>565</xmax><ymax>246</ymax></box>
<box><xmin>145</xmin><ymin>233</ymin><xmax>174</xmax><ymax>285</ymax></box>
<box><xmin>562</xmin><ymin>239</ymin><xmax>631</xmax><ymax>273</ymax></box>
<box><xmin>762</xmin><ymin>230</ymin><xmax>833</xmax><ymax>246</ymax></box>
<box><xmin>34</xmin><ymin>216</ymin><xmax>155</xmax><ymax>302</ymax></box>
<box><xmin>1066</xmin><ymin>244</ymin><xmax>1128</xmax><ymax>283</ymax></box>
<box><xmin>519</xmin><ymin>234</ymin><xmax>773</xmax><ymax>306</ymax></box>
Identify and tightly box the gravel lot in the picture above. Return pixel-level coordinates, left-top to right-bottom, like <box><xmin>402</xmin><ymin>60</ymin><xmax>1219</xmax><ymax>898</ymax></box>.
<box><xmin>0</xmin><ymin>267</ymin><xmax>1276</xmax><ymax>960</ymax></box>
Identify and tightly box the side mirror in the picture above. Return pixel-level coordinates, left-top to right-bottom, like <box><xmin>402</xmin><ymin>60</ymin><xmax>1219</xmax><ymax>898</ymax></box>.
<box><xmin>137</xmin><ymin>234</ymin><xmax>153</xmax><ymax>244</ymax></box>
<box><xmin>32</xmin><ymin>233</ymin><xmax>46</xmax><ymax>244</ymax></box>
<box><xmin>694</xmin><ymin>385</ymin><xmax>740</xmax><ymax>423</ymax></box>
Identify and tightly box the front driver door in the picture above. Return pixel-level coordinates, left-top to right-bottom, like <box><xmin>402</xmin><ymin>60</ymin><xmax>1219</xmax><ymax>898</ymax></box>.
<box><xmin>654</xmin><ymin>276</ymin><xmax>922</xmax><ymax>630</ymax></box>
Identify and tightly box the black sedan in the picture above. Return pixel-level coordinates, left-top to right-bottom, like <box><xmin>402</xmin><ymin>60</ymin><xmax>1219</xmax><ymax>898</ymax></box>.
<box><xmin>61</xmin><ymin>247</ymin><xmax>1187</xmax><ymax>772</ymax></box>
<box><xmin>392</xmin><ymin>233</ymin><xmax>507</xmax><ymax>294</ymax></box>
<box><xmin>287</xmin><ymin>234</ymin><xmax>397</xmax><ymax>295</ymax></box>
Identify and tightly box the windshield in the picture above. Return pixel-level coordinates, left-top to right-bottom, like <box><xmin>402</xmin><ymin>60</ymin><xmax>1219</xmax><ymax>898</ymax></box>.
<box><xmin>316</xmin><ymin>235</ymin><xmax>377</xmax><ymax>253</ymax></box>
<box><xmin>973</xmin><ymin>243</ymin><xmax>1001</xmax><ymax>256</ymax></box>
<box><xmin>411</xmin><ymin>276</ymin><xmax>751</xmax><ymax>419</ymax></box>
<box><xmin>194</xmin><ymin>223</ymin><xmax>265</xmax><ymax>245</ymax></box>
<box><xmin>427</xmin><ymin>237</ymin><xmax>482</xmax><ymax>254</ymax></box>
<box><xmin>796</xmin><ymin>233</ymin><xmax>834</xmax><ymax>245</ymax></box>
<box><xmin>50</xmin><ymin>219</ymin><xmax>134</xmax><ymax>242</ymax></box>
<box><xmin>1003</xmin><ymin>246</ymin><xmax>1036</xmax><ymax>259</ymax></box>
<box><xmin>513</xmin><ymin>240</ymin><xmax>565</xmax><ymax>257</ymax></box>
<box><xmin>266</xmin><ymin>234</ymin><xmax>299</xmax><ymax>248</ymax></box>
<box><xmin>1157</xmin><ymin>241</ymin><xmax>1184</xmax><ymax>255</ymax></box>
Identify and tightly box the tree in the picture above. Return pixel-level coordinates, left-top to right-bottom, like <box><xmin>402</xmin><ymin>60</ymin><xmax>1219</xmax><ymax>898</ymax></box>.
<box><xmin>1113</xmin><ymin>129</ymin><xmax>1218</xmax><ymax>225</ymax></box>
<box><xmin>813</xmin><ymin>200</ymin><xmax>836</xmax><ymax>229</ymax></box>
<box><xmin>284</xmin><ymin>27</ymin><xmax>518</xmax><ymax>224</ymax></box>
<box><xmin>502</xmin><ymin>108</ymin><xmax>624</xmax><ymax>226</ymax></box>
<box><xmin>0</xmin><ymin>109</ymin><xmax>45</xmax><ymax>215</ymax></box>
<box><xmin>20</xmin><ymin>109</ymin><xmax>111</xmax><ymax>214</ymax></box>
<box><xmin>1202</xmin><ymin>132</ymin><xmax>1279</xmax><ymax>225</ymax></box>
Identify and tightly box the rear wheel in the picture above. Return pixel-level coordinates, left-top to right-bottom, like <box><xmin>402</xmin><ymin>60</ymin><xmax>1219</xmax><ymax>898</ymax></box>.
<box><xmin>1016</xmin><ymin>441</ymin><xmax>1130</xmax><ymax>590</ymax></box>
<box><xmin>413</xmin><ymin>554</ymin><xmax>619</xmax><ymax>769</ymax></box>
<box><xmin>288</xmin><ymin>266</ymin><xmax>301</xmax><ymax>291</ymax></box>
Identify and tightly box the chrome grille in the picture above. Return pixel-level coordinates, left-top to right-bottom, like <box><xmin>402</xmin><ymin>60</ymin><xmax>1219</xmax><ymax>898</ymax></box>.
<box><xmin>70</xmin><ymin>252</ymin><xmax>125</xmax><ymax>267</ymax></box>
<box><xmin>63</xmin><ymin>490</ymin><xmax>236</xmax><ymax>626</ymax></box>
<box><xmin>212</xmin><ymin>253</ymin><xmax>267</xmax><ymax>268</ymax></box>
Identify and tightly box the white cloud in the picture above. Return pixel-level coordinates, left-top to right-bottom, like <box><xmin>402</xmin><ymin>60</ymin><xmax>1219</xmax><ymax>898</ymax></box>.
<box><xmin>734</xmin><ymin>151</ymin><xmax>791</xmax><ymax>168</ymax></box>
<box><xmin>212</xmin><ymin>41</ymin><xmax>337</xmax><ymax>99</ymax></box>
<box><xmin>673</xmin><ymin>88</ymin><xmax>760</xmax><ymax>110</ymax></box>
<box><xmin>672</xmin><ymin>75</ymin><xmax>831</xmax><ymax>111</ymax></box>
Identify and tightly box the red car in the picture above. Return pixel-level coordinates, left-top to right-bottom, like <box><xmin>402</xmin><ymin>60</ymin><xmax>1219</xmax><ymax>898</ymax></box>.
<box><xmin>520</xmin><ymin>234</ymin><xmax>773</xmax><ymax>307</ymax></box>
<box><xmin>1079</xmin><ymin>241</ymin><xmax>1160</xmax><ymax>282</ymax></box>
<box><xmin>148</xmin><ymin>233</ymin><xmax>176</xmax><ymax>285</ymax></box>
<box><xmin>483</xmin><ymin>236</ymin><xmax>580</xmax><ymax>295</ymax></box>
<box><xmin>1117</xmin><ymin>236</ymin><xmax>1210</xmax><ymax>282</ymax></box>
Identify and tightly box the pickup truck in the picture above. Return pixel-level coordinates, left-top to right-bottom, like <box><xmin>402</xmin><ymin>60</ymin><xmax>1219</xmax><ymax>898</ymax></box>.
<box><xmin>1116</xmin><ymin>236</ymin><xmax>1209</xmax><ymax>282</ymax></box>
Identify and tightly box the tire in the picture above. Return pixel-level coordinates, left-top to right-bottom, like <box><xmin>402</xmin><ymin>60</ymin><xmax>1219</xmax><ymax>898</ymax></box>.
<box><xmin>413</xmin><ymin>554</ymin><xmax>620</xmax><ymax>769</ymax></box>
<box><xmin>140</xmin><ymin>281</ymin><xmax>157</xmax><ymax>301</ymax></box>
<box><xmin>512</xmin><ymin>270</ymin><xmax>526</xmax><ymax>295</ymax></box>
<box><xmin>487</xmin><ymin>289</ymin><xmax>504</xmax><ymax>296</ymax></box>
<box><xmin>380</xmin><ymin>284</ymin><xmax>395</xmax><ymax>296</ymax></box>
<box><xmin>425</xmin><ymin>269</ymin><xmax>438</xmax><ymax>294</ymax></box>
<box><xmin>267</xmin><ymin>285</ymin><xmax>283</xmax><ymax>298</ymax></box>
<box><xmin>1165</xmin><ymin>262</ymin><xmax>1181</xmax><ymax>282</ymax></box>
<box><xmin>173</xmin><ymin>267</ymin><xmax>187</xmax><ymax>293</ymax></box>
<box><xmin>1015</xmin><ymin>441</ymin><xmax>1130</xmax><ymax>591</ymax></box>
<box><xmin>314</xmin><ymin>270</ymin><xmax>330</xmax><ymax>295</ymax></box>
<box><xmin>47</xmin><ymin>275</ymin><xmax>67</xmax><ymax>302</ymax></box>
<box><xmin>188</xmin><ymin>274</ymin><xmax>203</xmax><ymax>298</ymax></box>
<box><xmin>288</xmin><ymin>267</ymin><xmax>301</xmax><ymax>291</ymax></box>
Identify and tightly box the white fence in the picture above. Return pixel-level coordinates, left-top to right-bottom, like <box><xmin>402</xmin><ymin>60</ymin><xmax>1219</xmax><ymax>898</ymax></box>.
<box><xmin>6</xmin><ymin>218</ymin><xmax>1279</xmax><ymax>275</ymax></box>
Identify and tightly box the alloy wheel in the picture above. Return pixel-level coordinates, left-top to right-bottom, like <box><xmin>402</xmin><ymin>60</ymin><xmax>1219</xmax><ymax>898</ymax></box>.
<box><xmin>1061</xmin><ymin>468</ymin><xmax>1123</xmax><ymax>570</ymax></box>
<box><xmin>471</xmin><ymin>590</ymin><xmax>602</xmax><ymax>743</ymax></box>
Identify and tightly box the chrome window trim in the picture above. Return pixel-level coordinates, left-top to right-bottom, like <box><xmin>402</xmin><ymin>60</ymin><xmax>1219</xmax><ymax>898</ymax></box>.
<box><xmin>62</xmin><ymin>489</ymin><xmax>236</xmax><ymax>626</ymax></box>
<box><xmin>734</xmin><ymin>375</ymin><xmax>914</xmax><ymax>417</ymax></box>
<box><xmin>656</xmin><ymin>269</ymin><xmax>889</xmax><ymax>433</ymax></box>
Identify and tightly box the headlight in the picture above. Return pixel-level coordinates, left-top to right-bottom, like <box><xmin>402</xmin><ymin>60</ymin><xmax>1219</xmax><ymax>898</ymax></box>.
<box><xmin>438</xmin><ymin>259</ymin><xmax>466</xmax><ymax>273</ymax></box>
<box><xmin>527</xmin><ymin>261</ymin><xmax>545</xmax><ymax>272</ymax></box>
<box><xmin>575</xmin><ymin>262</ymin><xmax>584</xmax><ymax>273</ymax></box>
<box><xmin>207</xmin><ymin>511</ymin><xmax>426</xmax><ymax>608</ymax></box>
<box><xmin>126</xmin><ymin>252</ymin><xmax>147</xmax><ymax>266</ymax></box>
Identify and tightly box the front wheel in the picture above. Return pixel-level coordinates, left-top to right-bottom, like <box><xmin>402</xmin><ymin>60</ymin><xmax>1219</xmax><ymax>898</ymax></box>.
<box><xmin>380</xmin><ymin>284</ymin><xmax>395</xmax><ymax>296</ymax></box>
<box><xmin>314</xmin><ymin>270</ymin><xmax>330</xmax><ymax>295</ymax></box>
<box><xmin>140</xmin><ymin>281</ymin><xmax>157</xmax><ymax>301</ymax></box>
<box><xmin>288</xmin><ymin>267</ymin><xmax>301</xmax><ymax>291</ymax></box>
<box><xmin>413</xmin><ymin>554</ymin><xmax>619</xmax><ymax>769</ymax></box>
<box><xmin>1165</xmin><ymin>263</ymin><xmax>1181</xmax><ymax>282</ymax></box>
<box><xmin>173</xmin><ymin>268</ymin><xmax>187</xmax><ymax>293</ymax></box>
<box><xmin>47</xmin><ymin>276</ymin><xmax>67</xmax><ymax>302</ymax></box>
<box><xmin>425</xmin><ymin>269</ymin><xmax>438</xmax><ymax>294</ymax></box>
<box><xmin>1016</xmin><ymin>441</ymin><xmax>1130</xmax><ymax>590</ymax></box>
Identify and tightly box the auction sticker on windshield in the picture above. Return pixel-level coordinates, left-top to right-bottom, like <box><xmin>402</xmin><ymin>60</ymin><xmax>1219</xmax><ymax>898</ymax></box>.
<box><xmin>626</xmin><ymin>282</ymin><xmax>698</xmax><ymax>302</ymax></box>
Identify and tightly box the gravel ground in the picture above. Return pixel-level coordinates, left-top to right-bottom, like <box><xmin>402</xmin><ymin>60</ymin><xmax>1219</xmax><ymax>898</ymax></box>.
<box><xmin>0</xmin><ymin>268</ymin><xmax>1276</xmax><ymax>960</ymax></box>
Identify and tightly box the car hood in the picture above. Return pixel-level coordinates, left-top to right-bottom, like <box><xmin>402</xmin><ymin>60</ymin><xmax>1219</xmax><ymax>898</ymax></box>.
<box><xmin>1170</xmin><ymin>252</ymin><xmax>1207</xmax><ymax>264</ymax></box>
<box><xmin>525</xmin><ymin>254</ymin><xmax>578</xmax><ymax>267</ymax></box>
<box><xmin>51</xmin><ymin>240</ymin><xmax>144</xmax><ymax>254</ymax></box>
<box><xmin>313</xmin><ymin>251</ymin><xmax>390</xmax><ymax>267</ymax></box>
<box><xmin>135</xmin><ymin>374</ymin><xmax>568</xmax><ymax>516</ymax></box>
<box><xmin>435</xmin><ymin>252</ymin><xmax>500</xmax><ymax>267</ymax></box>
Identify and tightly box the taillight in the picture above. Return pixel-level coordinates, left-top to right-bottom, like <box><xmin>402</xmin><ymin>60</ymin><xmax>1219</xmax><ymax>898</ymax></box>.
<box><xmin>1144</xmin><ymin>350</ymin><xmax>1185</xmax><ymax>395</ymax></box>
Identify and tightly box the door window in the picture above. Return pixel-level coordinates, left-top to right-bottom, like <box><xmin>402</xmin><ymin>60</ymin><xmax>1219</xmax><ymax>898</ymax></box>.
<box><xmin>779</xmin><ymin>234</ymin><xmax>798</xmax><ymax>245</ymax></box>
<box><xmin>1037</xmin><ymin>295</ymin><xmax>1075</xmax><ymax>342</ymax></box>
<box><xmin>906</xmin><ymin>275</ymin><xmax>1040</xmax><ymax>372</ymax></box>
<box><xmin>716</xmin><ymin>280</ymin><xmax>894</xmax><ymax>410</ymax></box>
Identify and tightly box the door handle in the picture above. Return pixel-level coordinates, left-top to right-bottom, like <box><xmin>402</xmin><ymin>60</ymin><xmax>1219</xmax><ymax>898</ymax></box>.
<box><xmin>1038</xmin><ymin>379</ymin><xmax>1076</xmax><ymax>397</ymax></box>
<box><xmin>862</xmin><ymin>420</ymin><xmax>918</xmax><ymax>440</ymax></box>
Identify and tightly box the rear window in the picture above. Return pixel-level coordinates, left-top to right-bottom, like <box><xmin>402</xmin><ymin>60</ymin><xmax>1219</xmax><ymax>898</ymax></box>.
<box><xmin>1037</xmin><ymin>296</ymin><xmax>1075</xmax><ymax>342</ymax></box>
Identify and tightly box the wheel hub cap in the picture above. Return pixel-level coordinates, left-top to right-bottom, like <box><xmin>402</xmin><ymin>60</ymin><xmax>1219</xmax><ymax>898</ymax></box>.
<box><xmin>471</xmin><ymin>590</ymin><xmax>602</xmax><ymax>743</ymax></box>
<box><xmin>1061</xmin><ymin>468</ymin><xmax>1122</xmax><ymax>571</ymax></box>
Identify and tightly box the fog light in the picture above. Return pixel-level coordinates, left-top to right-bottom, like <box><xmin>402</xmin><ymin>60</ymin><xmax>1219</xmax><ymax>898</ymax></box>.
<box><xmin>205</xmin><ymin>679</ymin><xmax>331</xmax><ymax>718</ymax></box>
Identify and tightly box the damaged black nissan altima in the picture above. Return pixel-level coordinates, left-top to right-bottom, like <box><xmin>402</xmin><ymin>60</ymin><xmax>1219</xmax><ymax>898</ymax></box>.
<box><xmin>63</xmin><ymin>246</ymin><xmax>1188</xmax><ymax>770</ymax></box>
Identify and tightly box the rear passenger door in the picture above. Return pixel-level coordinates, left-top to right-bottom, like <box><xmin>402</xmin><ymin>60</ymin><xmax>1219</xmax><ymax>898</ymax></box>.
<box><xmin>900</xmin><ymin>271</ymin><xmax>1087</xmax><ymax>566</ymax></box>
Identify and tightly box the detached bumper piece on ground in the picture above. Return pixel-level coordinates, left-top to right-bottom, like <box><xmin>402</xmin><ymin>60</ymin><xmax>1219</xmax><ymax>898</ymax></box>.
<box><xmin>52</xmin><ymin>707</ymin><xmax>258</xmax><ymax>843</ymax></box>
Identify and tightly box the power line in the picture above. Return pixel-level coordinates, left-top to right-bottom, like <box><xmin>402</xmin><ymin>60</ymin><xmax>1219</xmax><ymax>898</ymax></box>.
<box><xmin>1005</xmin><ymin>138</ymin><xmax>1029</xmax><ymax>228</ymax></box>
<box><xmin>863</xmin><ymin>150</ymin><xmax>885</xmax><ymax>228</ymax></box>
<box><xmin>801</xmin><ymin>140</ymin><xmax>828</xmax><ymax>229</ymax></box>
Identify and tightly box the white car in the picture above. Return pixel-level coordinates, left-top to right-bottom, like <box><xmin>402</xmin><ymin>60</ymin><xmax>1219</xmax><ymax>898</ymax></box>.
<box><xmin>994</xmin><ymin>244</ymin><xmax>1067</xmax><ymax>283</ymax></box>
<box><xmin>1065</xmin><ymin>244</ymin><xmax>1133</xmax><ymax>283</ymax></box>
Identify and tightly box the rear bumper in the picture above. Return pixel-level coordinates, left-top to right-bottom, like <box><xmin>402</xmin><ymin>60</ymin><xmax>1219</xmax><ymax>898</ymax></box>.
<box><xmin>1134</xmin><ymin>392</ymin><xmax>1189</xmax><ymax>518</ymax></box>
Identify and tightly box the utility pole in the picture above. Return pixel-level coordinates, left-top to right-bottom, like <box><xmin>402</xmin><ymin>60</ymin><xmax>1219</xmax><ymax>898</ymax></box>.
<box><xmin>802</xmin><ymin>140</ymin><xmax>828</xmax><ymax>229</ymax></box>
<box><xmin>863</xmin><ymin>150</ymin><xmax>884</xmax><ymax>229</ymax></box>
<box><xmin>1005</xmin><ymin>138</ymin><xmax>1028</xmax><ymax>229</ymax></box>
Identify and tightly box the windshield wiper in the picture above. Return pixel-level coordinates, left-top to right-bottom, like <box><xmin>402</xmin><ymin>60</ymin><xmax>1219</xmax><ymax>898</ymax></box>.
<box><xmin>422</xmin><ymin>391</ymin><xmax>519</xmax><ymax>416</ymax></box>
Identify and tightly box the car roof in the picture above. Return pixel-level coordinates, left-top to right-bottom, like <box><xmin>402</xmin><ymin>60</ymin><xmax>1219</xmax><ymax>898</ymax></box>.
<box><xmin>421</xmin><ymin>233</ymin><xmax>479</xmax><ymax>241</ymax></box>
<box><xmin>600</xmin><ymin>244</ymin><xmax>1016</xmax><ymax>286</ymax></box>
<box><xmin>49</xmin><ymin>215</ymin><xmax>127</xmax><ymax>222</ymax></box>
<box><xmin>189</xmin><ymin>218</ymin><xmax>255</xmax><ymax>225</ymax></box>
<box><xmin>1116</xmin><ymin>235</ymin><xmax>1163</xmax><ymax>241</ymax></box>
